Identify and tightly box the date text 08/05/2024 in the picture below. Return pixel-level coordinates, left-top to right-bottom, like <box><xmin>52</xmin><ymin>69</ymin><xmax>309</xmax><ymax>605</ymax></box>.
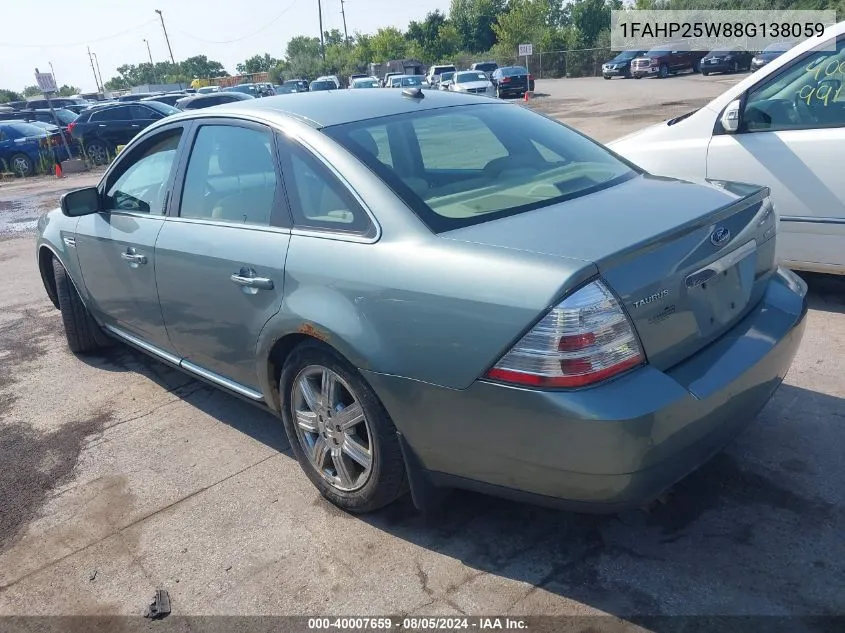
<box><xmin>307</xmin><ymin>617</ymin><xmax>528</xmax><ymax>630</ymax></box>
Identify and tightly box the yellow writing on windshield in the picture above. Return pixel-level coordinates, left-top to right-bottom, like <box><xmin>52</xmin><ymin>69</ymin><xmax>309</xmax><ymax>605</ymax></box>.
<box><xmin>797</xmin><ymin>55</ymin><xmax>844</xmax><ymax>106</ymax></box>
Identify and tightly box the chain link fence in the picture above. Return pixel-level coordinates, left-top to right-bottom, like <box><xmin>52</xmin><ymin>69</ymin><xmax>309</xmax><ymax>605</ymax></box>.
<box><xmin>454</xmin><ymin>48</ymin><xmax>615</xmax><ymax>80</ymax></box>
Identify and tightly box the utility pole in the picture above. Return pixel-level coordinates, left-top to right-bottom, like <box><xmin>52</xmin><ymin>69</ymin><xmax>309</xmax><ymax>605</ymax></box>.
<box><xmin>340</xmin><ymin>0</ymin><xmax>349</xmax><ymax>46</ymax></box>
<box><xmin>143</xmin><ymin>39</ymin><xmax>159</xmax><ymax>84</ymax></box>
<box><xmin>87</xmin><ymin>47</ymin><xmax>101</xmax><ymax>92</ymax></box>
<box><xmin>317</xmin><ymin>0</ymin><xmax>325</xmax><ymax>62</ymax></box>
<box><xmin>49</xmin><ymin>61</ymin><xmax>58</xmax><ymax>87</ymax></box>
<box><xmin>92</xmin><ymin>52</ymin><xmax>104</xmax><ymax>94</ymax></box>
<box><xmin>155</xmin><ymin>9</ymin><xmax>177</xmax><ymax>65</ymax></box>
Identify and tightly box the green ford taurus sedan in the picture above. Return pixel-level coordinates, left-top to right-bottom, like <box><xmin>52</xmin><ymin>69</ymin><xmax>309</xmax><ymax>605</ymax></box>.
<box><xmin>35</xmin><ymin>89</ymin><xmax>808</xmax><ymax>514</ymax></box>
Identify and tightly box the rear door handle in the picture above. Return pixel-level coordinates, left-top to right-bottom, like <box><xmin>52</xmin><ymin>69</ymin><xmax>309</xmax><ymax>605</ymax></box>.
<box><xmin>120</xmin><ymin>248</ymin><xmax>147</xmax><ymax>266</ymax></box>
<box><xmin>230</xmin><ymin>268</ymin><xmax>274</xmax><ymax>291</ymax></box>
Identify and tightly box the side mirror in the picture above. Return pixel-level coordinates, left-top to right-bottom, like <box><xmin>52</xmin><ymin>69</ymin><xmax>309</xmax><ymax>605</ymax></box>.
<box><xmin>61</xmin><ymin>186</ymin><xmax>101</xmax><ymax>217</ymax></box>
<box><xmin>720</xmin><ymin>98</ymin><xmax>742</xmax><ymax>133</ymax></box>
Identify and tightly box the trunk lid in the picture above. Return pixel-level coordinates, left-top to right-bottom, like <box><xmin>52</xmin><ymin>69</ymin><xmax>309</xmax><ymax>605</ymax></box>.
<box><xmin>443</xmin><ymin>174</ymin><xmax>777</xmax><ymax>371</ymax></box>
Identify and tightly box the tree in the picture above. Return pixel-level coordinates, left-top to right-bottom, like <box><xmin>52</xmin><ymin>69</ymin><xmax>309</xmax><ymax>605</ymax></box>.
<box><xmin>57</xmin><ymin>85</ymin><xmax>81</xmax><ymax>97</ymax></box>
<box><xmin>0</xmin><ymin>89</ymin><xmax>23</xmax><ymax>103</ymax></box>
<box><xmin>406</xmin><ymin>10</ymin><xmax>459</xmax><ymax>62</ymax></box>
<box><xmin>370</xmin><ymin>27</ymin><xmax>408</xmax><ymax>62</ymax></box>
<box><xmin>23</xmin><ymin>85</ymin><xmax>41</xmax><ymax>97</ymax></box>
<box><xmin>179</xmin><ymin>55</ymin><xmax>228</xmax><ymax>79</ymax></box>
<box><xmin>450</xmin><ymin>0</ymin><xmax>506</xmax><ymax>53</ymax></box>
<box><xmin>323</xmin><ymin>29</ymin><xmax>346</xmax><ymax>47</ymax></box>
<box><xmin>566</xmin><ymin>0</ymin><xmax>621</xmax><ymax>48</ymax></box>
<box><xmin>236</xmin><ymin>53</ymin><xmax>280</xmax><ymax>74</ymax></box>
<box><xmin>286</xmin><ymin>36</ymin><xmax>322</xmax><ymax>60</ymax></box>
<box><xmin>492</xmin><ymin>0</ymin><xmax>559</xmax><ymax>54</ymax></box>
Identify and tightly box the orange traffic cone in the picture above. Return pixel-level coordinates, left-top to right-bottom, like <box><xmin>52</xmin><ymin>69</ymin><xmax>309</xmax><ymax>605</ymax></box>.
<box><xmin>524</xmin><ymin>90</ymin><xmax>530</xmax><ymax>103</ymax></box>
<box><xmin>55</xmin><ymin>163</ymin><xmax>63</xmax><ymax>178</ymax></box>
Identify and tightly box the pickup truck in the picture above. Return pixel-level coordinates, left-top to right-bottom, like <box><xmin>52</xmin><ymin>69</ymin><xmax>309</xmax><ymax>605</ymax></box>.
<box><xmin>631</xmin><ymin>45</ymin><xmax>708</xmax><ymax>78</ymax></box>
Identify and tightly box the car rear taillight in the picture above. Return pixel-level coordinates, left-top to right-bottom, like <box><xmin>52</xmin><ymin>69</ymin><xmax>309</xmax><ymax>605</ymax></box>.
<box><xmin>67</xmin><ymin>121</ymin><xmax>76</xmax><ymax>134</ymax></box>
<box><xmin>528</xmin><ymin>74</ymin><xmax>534</xmax><ymax>81</ymax></box>
<box><xmin>485</xmin><ymin>280</ymin><xmax>645</xmax><ymax>388</ymax></box>
<box><xmin>500</xmin><ymin>76</ymin><xmax>511</xmax><ymax>83</ymax></box>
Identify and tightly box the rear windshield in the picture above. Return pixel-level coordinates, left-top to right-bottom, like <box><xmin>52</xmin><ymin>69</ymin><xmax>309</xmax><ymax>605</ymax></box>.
<box><xmin>324</xmin><ymin>104</ymin><xmax>636</xmax><ymax>233</ymax></box>
<box><xmin>474</xmin><ymin>63</ymin><xmax>497</xmax><ymax>71</ymax></box>
<box><xmin>433</xmin><ymin>66</ymin><xmax>456</xmax><ymax>75</ymax></box>
<box><xmin>500</xmin><ymin>66</ymin><xmax>528</xmax><ymax>76</ymax></box>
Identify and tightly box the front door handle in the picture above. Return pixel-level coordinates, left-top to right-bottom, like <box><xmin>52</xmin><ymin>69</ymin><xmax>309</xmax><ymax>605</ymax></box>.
<box><xmin>230</xmin><ymin>268</ymin><xmax>274</xmax><ymax>292</ymax></box>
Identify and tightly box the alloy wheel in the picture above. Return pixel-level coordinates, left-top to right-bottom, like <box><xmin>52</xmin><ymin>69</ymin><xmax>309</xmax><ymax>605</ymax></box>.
<box><xmin>291</xmin><ymin>365</ymin><xmax>373</xmax><ymax>492</ymax></box>
<box><xmin>12</xmin><ymin>155</ymin><xmax>31</xmax><ymax>176</ymax></box>
<box><xmin>87</xmin><ymin>143</ymin><xmax>109</xmax><ymax>166</ymax></box>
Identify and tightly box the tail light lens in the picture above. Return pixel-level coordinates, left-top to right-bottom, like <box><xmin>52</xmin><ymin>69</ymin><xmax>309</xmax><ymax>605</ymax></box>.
<box><xmin>485</xmin><ymin>280</ymin><xmax>645</xmax><ymax>388</ymax></box>
<box><xmin>501</xmin><ymin>76</ymin><xmax>511</xmax><ymax>83</ymax></box>
<box><xmin>67</xmin><ymin>121</ymin><xmax>76</xmax><ymax>134</ymax></box>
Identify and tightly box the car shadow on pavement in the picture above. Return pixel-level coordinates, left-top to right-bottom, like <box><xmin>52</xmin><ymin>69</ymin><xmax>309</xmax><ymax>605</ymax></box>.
<box><xmin>361</xmin><ymin>380</ymin><xmax>845</xmax><ymax>619</ymax></box>
<box><xmin>799</xmin><ymin>271</ymin><xmax>845</xmax><ymax>315</ymax></box>
<box><xmin>75</xmin><ymin>344</ymin><xmax>290</xmax><ymax>454</ymax></box>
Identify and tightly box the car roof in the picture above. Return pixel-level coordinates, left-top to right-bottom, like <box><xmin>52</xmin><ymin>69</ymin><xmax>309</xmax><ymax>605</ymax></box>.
<box><xmin>174</xmin><ymin>89</ymin><xmax>504</xmax><ymax>128</ymax></box>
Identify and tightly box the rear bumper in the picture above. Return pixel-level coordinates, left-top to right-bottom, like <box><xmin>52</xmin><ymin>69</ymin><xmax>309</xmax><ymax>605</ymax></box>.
<box><xmin>365</xmin><ymin>267</ymin><xmax>808</xmax><ymax>512</ymax></box>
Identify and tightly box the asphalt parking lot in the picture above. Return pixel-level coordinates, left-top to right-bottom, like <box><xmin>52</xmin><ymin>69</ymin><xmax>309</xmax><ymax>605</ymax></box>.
<box><xmin>2</xmin><ymin>74</ymin><xmax>845</xmax><ymax>622</ymax></box>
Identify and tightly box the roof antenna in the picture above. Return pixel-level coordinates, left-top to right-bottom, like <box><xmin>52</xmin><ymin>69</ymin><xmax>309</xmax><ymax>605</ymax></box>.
<box><xmin>402</xmin><ymin>87</ymin><xmax>424</xmax><ymax>99</ymax></box>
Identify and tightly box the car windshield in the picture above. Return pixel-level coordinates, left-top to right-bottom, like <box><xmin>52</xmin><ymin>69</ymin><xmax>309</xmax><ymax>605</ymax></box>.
<box><xmin>440</xmin><ymin>72</ymin><xmax>455</xmax><ymax>81</ymax></box>
<box><xmin>456</xmin><ymin>72</ymin><xmax>488</xmax><ymax>83</ymax></box>
<box><xmin>401</xmin><ymin>76</ymin><xmax>423</xmax><ymax>86</ymax></box>
<box><xmin>325</xmin><ymin>104</ymin><xmax>636</xmax><ymax>233</ymax></box>
<box><xmin>763</xmin><ymin>42</ymin><xmax>792</xmax><ymax>53</ymax></box>
<box><xmin>613</xmin><ymin>51</ymin><xmax>640</xmax><ymax>60</ymax></box>
<box><xmin>5</xmin><ymin>122</ymin><xmax>46</xmax><ymax>137</ymax></box>
<box><xmin>353</xmin><ymin>79</ymin><xmax>379</xmax><ymax>88</ymax></box>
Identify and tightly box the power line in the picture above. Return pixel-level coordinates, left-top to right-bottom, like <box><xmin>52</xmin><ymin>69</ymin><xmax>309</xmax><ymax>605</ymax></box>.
<box><xmin>173</xmin><ymin>1</ymin><xmax>300</xmax><ymax>45</ymax></box>
<box><xmin>0</xmin><ymin>20</ymin><xmax>157</xmax><ymax>49</ymax></box>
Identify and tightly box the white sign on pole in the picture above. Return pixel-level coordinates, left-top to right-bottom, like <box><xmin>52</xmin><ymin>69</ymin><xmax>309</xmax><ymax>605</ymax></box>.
<box><xmin>518</xmin><ymin>43</ymin><xmax>533</xmax><ymax>57</ymax></box>
<box><xmin>35</xmin><ymin>72</ymin><xmax>58</xmax><ymax>93</ymax></box>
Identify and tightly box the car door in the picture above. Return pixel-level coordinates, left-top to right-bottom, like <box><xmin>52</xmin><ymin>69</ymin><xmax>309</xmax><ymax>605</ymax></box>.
<box><xmin>74</xmin><ymin>122</ymin><xmax>189</xmax><ymax>353</ymax></box>
<box><xmin>706</xmin><ymin>35</ymin><xmax>845</xmax><ymax>271</ymax></box>
<box><xmin>128</xmin><ymin>104</ymin><xmax>163</xmax><ymax>139</ymax></box>
<box><xmin>89</xmin><ymin>105</ymin><xmax>134</xmax><ymax>147</ymax></box>
<box><xmin>154</xmin><ymin>119</ymin><xmax>290</xmax><ymax>393</ymax></box>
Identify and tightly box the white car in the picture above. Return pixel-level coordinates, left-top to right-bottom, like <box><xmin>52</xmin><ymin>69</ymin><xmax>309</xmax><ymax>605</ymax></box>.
<box><xmin>610</xmin><ymin>21</ymin><xmax>845</xmax><ymax>275</ymax></box>
<box><xmin>196</xmin><ymin>86</ymin><xmax>220</xmax><ymax>94</ymax></box>
<box><xmin>317</xmin><ymin>75</ymin><xmax>342</xmax><ymax>89</ymax></box>
<box><xmin>448</xmin><ymin>71</ymin><xmax>494</xmax><ymax>97</ymax></box>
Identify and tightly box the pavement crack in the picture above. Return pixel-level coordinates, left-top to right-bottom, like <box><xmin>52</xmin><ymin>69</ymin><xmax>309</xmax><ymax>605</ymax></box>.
<box><xmin>415</xmin><ymin>561</ymin><xmax>434</xmax><ymax>597</ymax></box>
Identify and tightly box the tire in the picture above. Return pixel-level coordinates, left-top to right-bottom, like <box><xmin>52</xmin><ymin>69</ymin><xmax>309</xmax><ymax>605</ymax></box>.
<box><xmin>10</xmin><ymin>153</ymin><xmax>34</xmax><ymax>177</ymax></box>
<box><xmin>658</xmin><ymin>64</ymin><xmax>669</xmax><ymax>78</ymax></box>
<box><xmin>624</xmin><ymin>68</ymin><xmax>632</xmax><ymax>79</ymax></box>
<box><xmin>603</xmin><ymin>75</ymin><xmax>611</xmax><ymax>80</ymax></box>
<box><xmin>52</xmin><ymin>258</ymin><xmax>110</xmax><ymax>353</ymax></box>
<box><xmin>702</xmin><ymin>71</ymin><xmax>709</xmax><ymax>76</ymax></box>
<box><xmin>280</xmin><ymin>342</ymin><xmax>407</xmax><ymax>513</ymax></box>
<box><xmin>634</xmin><ymin>75</ymin><xmax>642</xmax><ymax>79</ymax></box>
<box><xmin>85</xmin><ymin>140</ymin><xmax>111</xmax><ymax>166</ymax></box>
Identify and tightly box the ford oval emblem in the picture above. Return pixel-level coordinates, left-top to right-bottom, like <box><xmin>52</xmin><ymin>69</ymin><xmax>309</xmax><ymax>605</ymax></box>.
<box><xmin>710</xmin><ymin>226</ymin><xmax>731</xmax><ymax>247</ymax></box>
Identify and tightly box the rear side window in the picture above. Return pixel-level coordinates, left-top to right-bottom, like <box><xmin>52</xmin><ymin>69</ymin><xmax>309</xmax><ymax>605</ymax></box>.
<box><xmin>91</xmin><ymin>107</ymin><xmax>129</xmax><ymax>122</ymax></box>
<box><xmin>129</xmin><ymin>105</ymin><xmax>159</xmax><ymax>120</ymax></box>
<box><xmin>280</xmin><ymin>139</ymin><xmax>373</xmax><ymax>236</ymax></box>
<box><xmin>325</xmin><ymin>104</ymin><xmax>636</xmax><ymax>233</ymax></box>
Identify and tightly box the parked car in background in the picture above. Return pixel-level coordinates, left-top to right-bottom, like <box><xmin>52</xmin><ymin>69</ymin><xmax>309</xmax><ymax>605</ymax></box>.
<box><xmin>6</xmin><ymin>108</ymin><xmax>77</xmax><ymax>130</ymax></box>
<box><xmin>751</xmin><ymin>42</ymin><xmax>795</xmax><ymax>71</ymax></box>
<box><xmin>382</xmin><ymin>71</ymin><xmax>403</xmax><ymax>88</ymax></box>
<box><xmin>0</xmin><ymin>120</ymin><xmax>61</xmax><ymax>175</ymax></box>
<box><xmin>63</xmin><ymin>103</ymin><xmax>93</xmax><ymax>115</ymax></box>
<box><xmin>602</xmin><ymin>50</ymin><xmax>647</xmax><ymax>79</ymax></box>
<box><xmin>25</xmin><ymin>97</ymin><xmax>89</xmax><ymax>110</ymax></box>
<box><xmin>700</xmin><ymin>46</ymin><xmax>754</xmax><ymax>75</ymax></box>
<box><xmin>197</xmin><ymin>86</ymin><xmax>220</xmax><ymax>94</ymax></box>
<box><xmin>38</xmin><ymin>89</ymin><xmax>807</xmax><ymax>515</ymax></box>
<box><xmin>317</xmin><ymin>75</ymin><xmax>342</xmax><ymax>89</ymax></box>
<box><xmin>309</xmin><ymin>79</ymin><xmax>336</xmax><ymax>92</ymax></box>
<box><xmin>438</xmin><ymin>71</ymin><xmax>456</xmax><ymax>90</ymax></box>
<box><xmin>490</xmin><ymin>66</ymin><xmax>534</xmax><ymax>98</ymax></box>
<box><xmin>348</xmin><ymin>73</ymin><xmax>368</xmax><ymax>86</ymax></box>
<box><xmin>351</xmin><ymin>77</ymin><xmax>380</xmax><ymax>89</ymax></box>
<box><xmin>631</xmin><ymin>44</ymin><xmax>708</xmax><ymax>78</ymax></box>
<box><xmin>3</xmin><ymin>100</ymin><xmax>29</xmax><ymax>111</ymax></box>
<box><xmin>448</xmin><ymin>71</ymin><xmax>494</xmax><ymax>96</ymax></box>
<box><xmin>388</xmin><ymin>75</ymin><xmax>427</xmax><ymax>89</ymax></box>
<box><xmin>175</xmin><ymin>92</ymin><xmax>254</xmax><ymax>110</ymax></box>
<box><xmin>426</xmin><ymin>64</ymin><xmax>457</xmax><ymax>87</ymax></box>
<box><xmin>274</xmin><ymin>84</ymin><xmax>300</xmax><ymax>94</ymax></box>
<box><xmin>68</xmin><ymin>101</ymin><xmax>179</xmax><ymax>165</ymax></box>
<box><xmin>470</xmin><ymin>61</ymin><xmax>499</xmax><ymax>79</ymax></box>
<box><xmin>142</xmin><ymin>93</ymin><xmax>190</xmax><ymax>107</ymax></box>
<box><xmin>285</xmin><ymin>79</ymin><xmax>309</xmax><ymax>92</ymax></box>
<box><xmin>117</xmin><ymin>93</ymin><xmax>164</xmax><ymax>102</ymax></box>
<box><xmin>610</xmin><ymin>22</ymin><xmax>845</xmax><ymax>275</ymax></box>
<box><xmin>224</xmin><ymin>84</ymin><xmax>268</xmax><ymax>98</ymax></box>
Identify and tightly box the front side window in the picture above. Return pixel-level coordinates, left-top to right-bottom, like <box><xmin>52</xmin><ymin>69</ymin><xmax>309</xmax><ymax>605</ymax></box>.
<box><xmin>179</xmin><ymin>124</ymin><xmax>277</xmax><ymax>226</ymax></box>
<box><xmin>325</xmin><ymin>104</ymin><xmax>636</xmax><ymax>233</ymax></box>
<box><xmin>92</xmin><ymin>107</ymin><xmax>130</xmax><ymax>122</ymax></box>
<box><xmin>129</xmin><ymin>105</ymin><xmax>159</xmax><ymax>120</ymax></box>
<box><xmin>744</xmin><ymin>37</ymin><xmax>845</xmax><ymax>132</ymax></box>
<box><xmin>104</xmin><ymin>129</ymin><xmax>182</xmax><ymax>214</ymax></box>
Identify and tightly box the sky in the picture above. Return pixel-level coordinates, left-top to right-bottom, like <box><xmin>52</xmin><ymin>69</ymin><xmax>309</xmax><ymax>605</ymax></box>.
<box><xmin>2</xmin><ymin>0</ymin><xmax>450</xmax><ymax>93</ymax></box>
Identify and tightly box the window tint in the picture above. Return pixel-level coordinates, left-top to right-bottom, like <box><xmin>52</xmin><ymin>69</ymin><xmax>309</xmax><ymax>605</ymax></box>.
<box><xmin>325</xmin><ymin>104</ymin><xmax>635</xmax><ymax>233</ymax></box>
<box><xmin>92</xmin><ymin>106</ymin><xmax>129</xmax><ymax>122</ymax></box>
<box><xmin>180</xmin><ymin>124</ymin><xmax>277</xmax><ymax>225</ymax></box>
<box><xmin>105</xmin><ymin>129</ymin><xmax>182</xmax><ymax>214</ymax></box>
<box><xmin>129</xmin><ymin>105</ymin><xmax>158</xmax><ymax>120</ymax></box>
<box><xmin>744</xmin><ymin>37</ymin><xmax>845</xmax><ymax>132</ymax></box>
<box><xmin>282</xmin><ymin>141</ymin><xmax>372</xmax><ymax>234</ymax></box>
<box><xmin>411</xmin><ymin>114</ymin><xmax>508</xmax><ymax>170</ymax></box>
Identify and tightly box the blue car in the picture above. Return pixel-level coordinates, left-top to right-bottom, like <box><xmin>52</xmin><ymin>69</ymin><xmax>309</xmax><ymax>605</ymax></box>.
<box><xmin>0</xmin><ymin>120</ymin><xmax>60</xmax><ymax>176</ymax></box>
